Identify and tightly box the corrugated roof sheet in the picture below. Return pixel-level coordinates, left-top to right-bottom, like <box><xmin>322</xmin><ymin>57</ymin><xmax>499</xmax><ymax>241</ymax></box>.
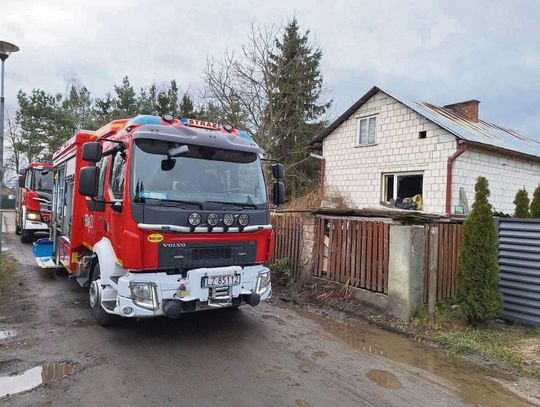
<box><xmin>311</xmin><ymin>86</ymin><xmax>540</xmax><ymax>160</ymax></box>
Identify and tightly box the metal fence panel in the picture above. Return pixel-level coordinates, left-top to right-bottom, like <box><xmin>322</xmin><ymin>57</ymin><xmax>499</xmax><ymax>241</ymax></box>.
<box><xmin>498</xmin><ymin>218</ymin><xmax>540</xmax><ymax>326</ymax></box>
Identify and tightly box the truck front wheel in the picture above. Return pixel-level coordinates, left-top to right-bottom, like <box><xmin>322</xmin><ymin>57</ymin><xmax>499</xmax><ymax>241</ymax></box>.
<box><xmin>20</xmin><ymin>230</ymin><xmax>33</xmax><ymax>243</ymax></box>
<box><xmin>89</xmin><ymin>263</ymin><xmax>116</xmax><ymax>327</ymax></box>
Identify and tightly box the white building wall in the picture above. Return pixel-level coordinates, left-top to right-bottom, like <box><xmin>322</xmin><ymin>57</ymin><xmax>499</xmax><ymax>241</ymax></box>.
<box><xmin>452</xmin><ymin>146</ymin><xmax>540</xmax><ymax>214</ymax></box>
<box><xmin>322</xmin><ymin>91</ymin><xmax>457</xmax><ymax>213</ymax></box>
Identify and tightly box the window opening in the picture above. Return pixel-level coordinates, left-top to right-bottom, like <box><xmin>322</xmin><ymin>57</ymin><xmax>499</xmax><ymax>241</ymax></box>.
<box><xmin>383</xmin><ymin>173</ymin><xmax>423</xmax><ymax>210</ymax></box>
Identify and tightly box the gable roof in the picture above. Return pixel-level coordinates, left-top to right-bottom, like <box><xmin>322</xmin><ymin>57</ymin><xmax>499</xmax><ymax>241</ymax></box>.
<box><xmin>310</xmin><ymin>86</ymin><xmax>540</xmax><ymax>160</ymax></box>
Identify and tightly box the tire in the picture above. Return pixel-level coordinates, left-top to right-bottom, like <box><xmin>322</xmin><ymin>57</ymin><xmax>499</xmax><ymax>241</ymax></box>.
<box><xmin>89</xmin><ymin>263</ymin><xmax>116</xmax><ymax>327</ymax></box>
<box><xmin>55</xmin><ymin>268</ymin><xmax>69</xmax><ymax>277</ymax></box>
<box><xmin>20</xmin><ymin>230</ymin><xmax>34</xmax><ymax>243</ymax></box>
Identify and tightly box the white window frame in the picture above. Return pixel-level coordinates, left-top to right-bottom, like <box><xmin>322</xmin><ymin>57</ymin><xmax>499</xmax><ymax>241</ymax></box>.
<box><xmin>382</xmin><ymin>171</ymin><xmax>424</xmax><ymax>202</ymax></box>
<box><xmin>356</xmin><ymin>114</ymin><xmax>378</xmax><ymax>146</ymax></box>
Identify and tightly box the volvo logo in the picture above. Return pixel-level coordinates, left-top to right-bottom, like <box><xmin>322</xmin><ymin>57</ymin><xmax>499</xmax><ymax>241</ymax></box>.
<box><xmin>162</xmin><ymin>243</ymin><xmax>187</xmax><ymax>248</ymax></box>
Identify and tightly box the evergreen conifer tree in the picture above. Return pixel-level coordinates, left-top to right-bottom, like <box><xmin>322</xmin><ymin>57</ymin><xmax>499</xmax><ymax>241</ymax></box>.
<box><xmin>268</xmin><ymin>18</ymin><xmax>331</xmax><ymax>198</ymax></box>
<box><xmin>513</xmin><ymin>188</ymin><xmax>530</xmax><ymax>218</ymax></box>
<box><xmin>456</xmin><ymin>177</ymin><xmax>502</xmax><ymax>325</ymax></box>
<box><xmin>529</xmin><ymin>186</ymin><xmax>540</xmax><ymax>218</ymax></box>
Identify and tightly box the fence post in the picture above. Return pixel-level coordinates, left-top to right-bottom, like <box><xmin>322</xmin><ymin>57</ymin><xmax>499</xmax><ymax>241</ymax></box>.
<box><xmin>387</xmin><ymin>225</ymin><xmax>425</xmax><ymax>320</ymax></box>
<box><xmin>428</xmin><ymin>225</ymin><xmax>438</xmax><ymax>317</ymax></box>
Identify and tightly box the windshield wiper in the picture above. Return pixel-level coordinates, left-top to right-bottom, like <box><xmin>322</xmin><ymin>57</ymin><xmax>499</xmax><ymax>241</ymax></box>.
<box><xmin>134</xmin><ymin>197</ymin><xmax>204</xmax><ymax>209</ymax></box>
<box><xmin>205</xmin><ymin>200</ymin><xmax>259</xmax><ymax>209</ymax></box>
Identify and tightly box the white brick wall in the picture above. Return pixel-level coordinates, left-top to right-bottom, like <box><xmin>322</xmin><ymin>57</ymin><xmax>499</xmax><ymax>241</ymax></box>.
<box><xmin>322</xmin><ymin>91</ymin><xmax>456</xmax><ymax>213</ymax></box>
<box><xmin>452</xmin><ymin>146</ymin><xmax>540</xmax><ymax>214</ymax></box>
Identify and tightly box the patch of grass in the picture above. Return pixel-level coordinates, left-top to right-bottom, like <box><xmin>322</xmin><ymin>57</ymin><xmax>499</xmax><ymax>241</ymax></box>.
<box><xmin>0</xmin><ymin>255</ymin><xmax>16</xmax><ymax>300</ymax></box>
<box><xmin>405</xmin><ymin>301</ymin><xmax>540</xmax><ymax>378</ymax></box>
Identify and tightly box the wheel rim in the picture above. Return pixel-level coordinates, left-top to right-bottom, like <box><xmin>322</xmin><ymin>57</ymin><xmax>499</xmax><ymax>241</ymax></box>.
<box><xmin>89</xmin><ymin>281</ymin><xmax>99</xmax><ymax>308</ymax></box>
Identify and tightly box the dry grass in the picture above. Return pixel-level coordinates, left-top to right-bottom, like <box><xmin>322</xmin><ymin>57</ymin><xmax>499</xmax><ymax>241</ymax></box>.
<box><xmin>0</xmin><ymin>255</ymin><xmax>16</xmax><ymax>301</ymax></box>
<box><xmin>281</xmin><ymin>189</ymin><xmax>322</xmax><ymax>211</ymax></box>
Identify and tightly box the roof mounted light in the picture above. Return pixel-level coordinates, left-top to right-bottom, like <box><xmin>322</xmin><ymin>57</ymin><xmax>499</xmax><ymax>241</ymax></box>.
<box><xmin>223</xmin><ymin>124</ymin><xmax>233</xmax><ymax>132</ymax></box>
<box><xmin>162</xmin><ymin>113</ymin><xmax>174</xmax><ymax>124</ymax></box>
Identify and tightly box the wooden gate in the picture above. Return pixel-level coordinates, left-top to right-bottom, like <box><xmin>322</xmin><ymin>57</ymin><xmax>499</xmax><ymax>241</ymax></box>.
<box><xmin>423</xmin><ymin>222</ymin><xmax>464</xmax><ymax>302</ymax></box>
<box><xmin>312</xmin><ymin>217</ymin><xmax>389</xmax><ymax>294</ymax></box>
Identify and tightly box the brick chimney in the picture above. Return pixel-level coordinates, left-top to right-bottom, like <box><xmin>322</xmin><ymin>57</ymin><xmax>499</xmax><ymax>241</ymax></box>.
<box><xmin>443</xmin><ymin>100</ymin><xmax>480</xmax><ymax>122</ymax></box>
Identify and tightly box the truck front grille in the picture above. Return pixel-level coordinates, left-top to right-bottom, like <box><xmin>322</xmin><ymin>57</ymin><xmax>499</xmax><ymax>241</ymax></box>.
<box><xmin>158</xmin><ymin>241</ymin><xmax>257</xmax><ymax>269</ymax></box>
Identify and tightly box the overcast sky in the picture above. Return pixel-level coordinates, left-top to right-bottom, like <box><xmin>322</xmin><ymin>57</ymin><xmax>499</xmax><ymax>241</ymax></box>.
<box><xmin>2</xmin><ymin>0</ymin><xmax>539</xmax><ymax>136</ymax></box>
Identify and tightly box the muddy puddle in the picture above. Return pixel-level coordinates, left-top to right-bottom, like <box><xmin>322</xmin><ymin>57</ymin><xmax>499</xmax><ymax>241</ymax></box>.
<box><xmin>292</xmin><ymin>306</ymin><xmax>535</xmax><ymax>407</ymax></box>
<box><xmin>367</xmin><ymin>369</ymin><xmax>403</xmax><ymax>389</ymax></box>
<box><xmin>0</xmin><ymin>329</ymin><xmax>16</xmax><ymax>340</ymax></box>
<box><xmin>0</xmin><ymin>362</ymin><xmax>74</xmax><ymax>398</ymax></box>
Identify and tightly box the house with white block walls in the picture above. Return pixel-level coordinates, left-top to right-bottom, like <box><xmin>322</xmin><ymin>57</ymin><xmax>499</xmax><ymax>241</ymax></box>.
<box><xmin>308</xmin><ymin>86</ymin><xmax>540</xmax><ymax>214</ymax></box>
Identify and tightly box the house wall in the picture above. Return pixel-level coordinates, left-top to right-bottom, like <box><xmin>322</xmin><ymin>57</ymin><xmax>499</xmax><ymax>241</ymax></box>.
<box><xmin>322</xmin><ymin>91</ymin><xmax>457</xmax><ymax>213</ymax></box>
<box><xmin>452</xmin><ymin>146</ymin><xmax>540</xmax><ymax>214</ymax></box>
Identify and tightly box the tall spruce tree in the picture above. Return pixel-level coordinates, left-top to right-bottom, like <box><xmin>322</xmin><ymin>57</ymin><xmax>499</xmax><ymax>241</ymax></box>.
<box><xmin>456</xmin><ymin>177</ymin><xmax>502</xmax><ymax>325</ymax></box>
<box><xmin>513</xmin><ymin>188</ymin><xmax>530</xmax><ymax>218</ymax></box>
<box><xmin>113</xmin><ymin>76</ymin><xmax>138</xmax><ymax>116</ymax></box>
<box><xmin>268</xmin><ymin>18</ymin><xmax>331</xmax><ymax>198</ymax></box>
<box><xmin>179</xmin><ymin>93</ymin><xmax>195</xmax><ymax>118</ymax></box>
<box><xmin>530</xmin><ymin>186</ymin><xmax>540</xmax><ymax>218</ymax></box>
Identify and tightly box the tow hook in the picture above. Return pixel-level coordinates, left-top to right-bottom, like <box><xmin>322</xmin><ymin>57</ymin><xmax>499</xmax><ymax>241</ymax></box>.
<box><xmin>245</xmin><ymin>293</ymin><xmax>260</xmax><ymax>307</ymax></box>
<box><xmin>163</xmin><ymin>300</ymin><xmax>183</xmax><ymax>319</ymax></box>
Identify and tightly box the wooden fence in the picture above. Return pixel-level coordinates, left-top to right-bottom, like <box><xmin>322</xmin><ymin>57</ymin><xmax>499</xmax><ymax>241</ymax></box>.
<box><xmin>423</xmin><ymin>222</ymin><xmax>464</xmax><ymax>302</ymax></box>
<box><xmin>270</xmin><ymin>214</ymin><xmax>303</xmax><ymax>277</ymax></box>
<box><xmin>312</xmin><ymin>217</ymin><xmax>390</xmax><ymax>294</ymax></box>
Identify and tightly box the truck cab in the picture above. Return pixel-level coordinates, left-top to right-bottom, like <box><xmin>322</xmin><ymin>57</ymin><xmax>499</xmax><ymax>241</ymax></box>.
<box><xmin>44</xmin><ymin>115</ymin><xmax>284</xmax><ymax>325</ymax></box>
<box><xmin>16</xmin><ymin>162</ymin><xmax>53</xmax><ymax>243</ymax></box>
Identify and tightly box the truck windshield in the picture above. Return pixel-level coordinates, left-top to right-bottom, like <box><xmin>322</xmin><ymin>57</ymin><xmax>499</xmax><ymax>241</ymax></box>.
<box><xmin>131</xmin><ymin>139</ymin><xmax>267</xmax><ymax>206</ymax></box>
<box><xmin>33</xmin><ymin>169</ymin><xmax>53</xmax><ymax>192</ymax></box>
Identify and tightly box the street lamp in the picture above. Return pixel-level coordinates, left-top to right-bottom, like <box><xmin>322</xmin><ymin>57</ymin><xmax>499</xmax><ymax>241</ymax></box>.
<box><xmin>0</xmin><ymin>41</ymin><xmax>20</xmax><ymax>258</ymax></box>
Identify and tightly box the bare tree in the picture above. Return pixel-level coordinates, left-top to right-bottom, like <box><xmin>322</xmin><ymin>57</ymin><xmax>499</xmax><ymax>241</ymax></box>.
<box><xmin>203</xmin><ymin>23</ymin><xmax>282</xmax><ymax>153</ymax></box>
<box><xmin>4</xmin><ymin>111</ymin><xmax>25</xmax><ymax>188</ymax></box>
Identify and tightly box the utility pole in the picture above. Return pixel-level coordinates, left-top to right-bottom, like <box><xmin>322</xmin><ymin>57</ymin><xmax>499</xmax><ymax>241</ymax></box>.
<box><xmin>0</xmin><ymin>41</ymin><xmax>20</xmax><ymax>260</ymax></box>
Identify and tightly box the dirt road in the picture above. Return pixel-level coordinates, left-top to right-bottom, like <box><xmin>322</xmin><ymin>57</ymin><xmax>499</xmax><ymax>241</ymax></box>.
<box><xmin>0</xmin><ymin>212</ymin><xmax>536</xmax><ymax>406</ymax></box>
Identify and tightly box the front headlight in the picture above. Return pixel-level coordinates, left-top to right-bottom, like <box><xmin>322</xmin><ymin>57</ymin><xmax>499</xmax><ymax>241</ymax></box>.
<box><xmin>256</xmin><ymin>271</ymin><xmax>271</xmax><ymax>294</ymax></box>
<box><xmin>26</xmin><ymin>212</ymin><xmax>41</xmax><ymax>221</ymax></box>
<box><xmin>129</xmin><ymin>281</ymin><xmax>159</xmax><ymax>310</ymax></box>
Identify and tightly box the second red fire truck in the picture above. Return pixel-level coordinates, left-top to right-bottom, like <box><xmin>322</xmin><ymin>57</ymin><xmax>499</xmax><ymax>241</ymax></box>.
<box><xmin>16</xmin><ymin>162</ymin><xmax>53</xmax><ymax>243</ymax></box>
<box><xmin>34</xmin><ymin>114</ymin><xmax>284</xmax><ymax>326</ymax></box>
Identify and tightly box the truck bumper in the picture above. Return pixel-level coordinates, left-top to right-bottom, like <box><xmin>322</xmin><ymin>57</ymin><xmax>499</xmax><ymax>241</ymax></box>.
<box><xmin>104</xmin><ymin>265</ymin><xmax>272</xmax><ymax>318</ymax></box>
<box><xmin>23</xmin><ymin>219</ymin><xmax>49</xmax><ymax>231</ymax></box>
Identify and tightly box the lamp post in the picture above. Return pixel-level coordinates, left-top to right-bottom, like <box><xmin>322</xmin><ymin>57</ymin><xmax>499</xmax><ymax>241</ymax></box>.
<box><xmin>0</xmin><ymin>41</ymin><xmax>20</xmax><ymax>259</ymax></box>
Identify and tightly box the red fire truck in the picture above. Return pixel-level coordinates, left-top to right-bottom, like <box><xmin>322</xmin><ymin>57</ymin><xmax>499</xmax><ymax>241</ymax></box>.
<box><xmin>16</xmin><ymin>162</ymin><xmax>53</xmax><ymax>243</ymax></box>
<box><xmin>35</xmin><ymin>114</ymin><xmax>284</xmax><ymax>326</ymax></box>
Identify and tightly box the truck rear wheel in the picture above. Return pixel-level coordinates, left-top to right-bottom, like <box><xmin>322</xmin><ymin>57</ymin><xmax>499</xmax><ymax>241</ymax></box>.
<box><xmin>89</xmin><ymin>263</ymin><xmax>116</xmax><ymax>327</ymax></box>
<box><xmin>20</xmin><ymin>230</ymin><xmax>33</xmax><ymax>243</ymax></box>
<box><xmin>15</xmin><ymin>214</ymin><xmax>21</xmax><ymax>235</ymax></box>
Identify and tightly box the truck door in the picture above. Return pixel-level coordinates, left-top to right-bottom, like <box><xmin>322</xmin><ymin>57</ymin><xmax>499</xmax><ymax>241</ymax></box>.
<box><xmin>89</xmin><ymin>156</ymin><xmax>110</xmax><ymax>242</ymax></box>
<box><xmin>108</xmin><ymin>151</ymin><xmax>126</xmax><ymax>260</ymax></box>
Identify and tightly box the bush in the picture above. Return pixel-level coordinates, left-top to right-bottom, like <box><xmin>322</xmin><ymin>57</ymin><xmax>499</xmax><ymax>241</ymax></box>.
<box><xmin>513</xmin><ymin>188</ymin><xmax>530</xmax><ymax>218</ymax></box>
<box><xmin>270</xmin><ymin>257</ymin><xmax>295</xmax><ymax>287</ymax></box>
<box><xmin>530</xmin><ymin>186</ymin><xmax>540</xmax><ymax>218</ymax></box>
<box><xmin>456</xmin><ymin>177</ymin><xmax>502</xmax><ymax>325</ymax></box>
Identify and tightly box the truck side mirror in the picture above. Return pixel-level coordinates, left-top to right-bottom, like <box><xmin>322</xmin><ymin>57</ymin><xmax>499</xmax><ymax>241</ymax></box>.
<box><xmin>78</xmin><ymin>166</ymin><xmax>100</xmax><ymax>197</ymax></box>
<box><xmin>271</xmin><ymin>163</ymin><xmax>284</xmax><ymax>179</ymax></box>
<box><xmin>18</xmin><ymin>170</ymin><xmax>26</xmax><ymax>188</ymax></box>
<box><xmin>82</xmin><ymin>142</ymin><xmax>103</xmax><ymax>162</ymax></box>
<box><xmin>272</xmin><ymin>181</ymin><xmax>285</xmax><ymax>206</ymax></box>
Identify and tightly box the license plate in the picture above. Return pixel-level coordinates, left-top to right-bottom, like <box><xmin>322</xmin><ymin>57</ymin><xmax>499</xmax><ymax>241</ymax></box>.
<box><xmin>202</xmin><ymin>274</ymin><xmax>241</xmax><ymax>287</ymax></box>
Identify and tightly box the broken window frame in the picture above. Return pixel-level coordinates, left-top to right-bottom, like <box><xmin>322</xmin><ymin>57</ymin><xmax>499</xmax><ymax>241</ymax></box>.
<box><xmin>356</xmin><ymin>114</ymin><xmax>378</xmax><ymax>146</ymax></box>
<box><xmin>381</xmin><ymin>171</ymin><xmax>424</xmax><ymax>203</ymax></box>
